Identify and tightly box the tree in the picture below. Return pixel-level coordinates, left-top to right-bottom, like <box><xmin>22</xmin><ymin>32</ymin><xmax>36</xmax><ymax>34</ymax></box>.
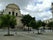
<box><xmin>28</xmin><ymin>19</ymin><xmax>44</xmax><ymax>34</ymax></box>
<box><xmin>21</xmin><ymin>14</ymin><xmax>35</xmax><ymax>31</ymax></box>
<box><xmin>0</xmin><ymin>21</ymin><xmax>3</xmax><ymax>28</ymax></box>
<box><xmin>29</xmin><ymin>19</ymin><xmax>36</xmax><ymax>29</ymax></box>
<box><xmin>29</xmin><ymin>20</ymin><xmax>42</xmax><ymax>34</ymax></box>
<box><xmin>35</xmin><ymin>20</ymin><xmax>42</xmax><ymax>34</ymax></box>
<box><xmin>47</xmin><ymin>21</ymin><xmax>53</xmax><ymax>30</ymax></box>
<box><xmin>29</xmin><ymin>20</ymin><xmax>36</xmax><ymax>33</ymax></box>
<box><xmin>1</xmin><ymin>14</ymin><xmax>17</xmax><ymax>36</ymax></box>
<box><xmin>0</xmin><ymin>15</ymin><xmax>4</xmax><ymax>28</ymax></box>
<box><xmin>42</xmin><ymin>22</ymin><xmax>46</xmax><ymax>30</ymax></box>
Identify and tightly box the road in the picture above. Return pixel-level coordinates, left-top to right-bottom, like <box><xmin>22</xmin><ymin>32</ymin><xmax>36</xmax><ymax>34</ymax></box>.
<box><xmin>0</xmin><ymin>29</ymin><xmax>53</xmax><ymax>40</ymax></box>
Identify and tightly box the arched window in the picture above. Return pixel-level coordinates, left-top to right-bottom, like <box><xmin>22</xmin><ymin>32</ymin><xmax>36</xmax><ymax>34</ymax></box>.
<box><xmin>16</xmin><ymin>13</ymin><xmax>18</xmax><ymax>16</ymax></box>
<box><xmin>12</xmin><ymin>11</ymin><xmax>14</xmax><ymax>16</ymax></box>
<box><xmin>9</xmin><ymin>12</ymin><xmax>11</xmax><ymax>14</ymax></box>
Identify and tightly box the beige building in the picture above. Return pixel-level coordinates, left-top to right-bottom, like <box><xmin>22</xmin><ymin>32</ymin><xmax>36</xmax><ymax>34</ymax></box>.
<box><xmin>43</xmin><ymin>18</ymin><xmax>53</xmax><ymax>24</ymax></box>
<box><xmin>0</xmin><ymin>4</ymin><xmax>23</xmax><ymax>29</ymax></box>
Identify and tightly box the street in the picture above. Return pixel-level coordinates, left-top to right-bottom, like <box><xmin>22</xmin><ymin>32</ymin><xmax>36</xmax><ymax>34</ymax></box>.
<box><xmin>0</xmin><ymin>29</ymin><xmax>53</xmax><ymax>40</ymax></box>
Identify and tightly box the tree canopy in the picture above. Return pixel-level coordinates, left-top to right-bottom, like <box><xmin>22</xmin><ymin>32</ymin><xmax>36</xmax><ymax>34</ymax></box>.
<box><xmin>0</xmin><ymin>14</ymin><xmax>17</xmax><ymax>35</ymax></box>
<box><xmin>21</xmin><ymin>14</ymin><xmax>35</xmax><ymax>27</ymax></box>
<box><xmin>47</xmin><ymin>21</ymin><xmax>53</xmax><ymax>29</ymax></box>
<box><xmin>0</xmin><ymin>14</ymin><xmax>17</xmax><ymax>28</ymax></box>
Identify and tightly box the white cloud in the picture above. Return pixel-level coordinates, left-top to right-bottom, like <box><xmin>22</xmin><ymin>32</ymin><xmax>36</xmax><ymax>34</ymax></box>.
<box><xmin>20</xmin><ymin>10</ymin><xmax>29</xmax><ymax>15</ymax></box>
<box><xmin>0</xmin><ymin>0</ymin><xmax>52</xmax><ymax>20</ymax></box>
<box><xmin>0</xmin><ymin>2</ymin><xmax>7</xmax><ymax>10</ymax></box>
<box><xmin>0</xmin><ymin>4</ymin><xmax>4</xmax><ymax>10</ymax></box>
<box><xmin>41</xmin><ymin>11</ymin><xmax>52</xmax><ymax>20</ymax></box>
<box><xmin>25</xmin><ymin>4</ymin><xmax>37</xmax><ymax>11</ymax></box>
<box><xmin>25</xmin><ymin>0</ymin><xmax>51</xmax><ymax>11</ymax></box>
<box><xmin>24</xmin><ymin>0</ymin><xmax>52</xmax><ymax>20</ymax></box>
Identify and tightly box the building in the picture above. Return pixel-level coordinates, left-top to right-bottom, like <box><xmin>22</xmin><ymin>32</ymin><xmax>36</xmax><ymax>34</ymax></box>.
<box><xmin>43</xmin><ymin>18</ymin><xmax>53</xmax><ymax>24</ymax></box>
<box><xmin>0</xmin><ymin>3</ymin><xmax>23</xmax><ymax>29</ymax></box>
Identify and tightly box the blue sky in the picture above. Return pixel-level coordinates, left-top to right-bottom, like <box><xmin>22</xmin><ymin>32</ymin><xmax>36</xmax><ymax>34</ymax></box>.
<box><xmin>0</xmin><ymin>0</ymin><xmax>53</xmax><ymax>20</ymax></box>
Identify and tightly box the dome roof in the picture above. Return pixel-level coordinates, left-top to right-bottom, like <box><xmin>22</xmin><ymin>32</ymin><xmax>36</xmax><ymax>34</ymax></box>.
<box><xmin>6</xmin><ymin>4</ymin><xmax>20</xmax><ymax>10</ymax></box>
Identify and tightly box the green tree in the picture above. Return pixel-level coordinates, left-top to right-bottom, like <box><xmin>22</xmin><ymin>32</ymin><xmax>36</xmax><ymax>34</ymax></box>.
<box><xmin>29</xmin><ymin>20</ymin><xmax>36</xmax><ymax>33</ymax></box>
<box><xmin>1</xmin><ymin>14</ymin><xmax>17</xmax><ymax>36</ymax></box>
<box><xmin>29</xmin><ymin>20</ymin><xmax>42</xmax><ymax>34</ymax></box>
<box><xmin>42</xmin><ymin>22</ymin><xmax>46</xmax><ymax>30</ymax></box>
<box><xmin>0</xmin><ymin>15</ymin><xmax>4</xmax><ymax>28</ymax></box>
<box><xmin>47</xmin><ymin>21</ymin><xmax>53</xmax><ymax>30</ymax></box>
<box><xmin>29</xmin><ymin>19</ymin><xmax>36</xmax><ymax>29</ymax></box>
<box><xmin>0</xmin><ymin>20</ymin><xmax>2</xmax><ymax>28</ymax></box>
<box><xmin>35</xmin><ymin>20</ymin><xmax>42</xmax><ymax>34</ymax></box>
<box><xmin>21</xmin><ymin>14</ymin><xmax>35</xmax><ymax>31</ymax></box>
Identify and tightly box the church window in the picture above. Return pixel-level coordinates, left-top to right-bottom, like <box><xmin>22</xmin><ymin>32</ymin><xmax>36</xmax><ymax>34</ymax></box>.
<box><xmin>9</xmin><ymin>12</ymin><xmax>11</xmax><ymax>14</ymax></box>
<box><xmin>12</xmin><ymin>11</ymin><xmax>14</xmax><ymax>16</ymax></box>
<box><xmin>16</xmin><ymin>13</ymin><xmax>18</xmax><ymax>16</ymax></box>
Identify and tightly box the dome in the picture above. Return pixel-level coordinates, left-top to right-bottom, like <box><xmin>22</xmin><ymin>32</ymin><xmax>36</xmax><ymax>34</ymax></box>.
<box><xmin>6</xmin><ymin>4</ymin><xmax>20</xmax><ymax>10</ymax></box>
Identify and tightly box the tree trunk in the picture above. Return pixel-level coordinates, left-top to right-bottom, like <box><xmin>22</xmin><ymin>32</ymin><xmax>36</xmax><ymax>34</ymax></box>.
<box><xmin>38</xmin><ymin>29</ymin><xmax>39</xmax><ymax>34</ymax></box>
<box><xmin>28</xmin><ymin>27</ymin><xmax>30</xmax><ymax>33</ymax></box>
<box><xmin>28</xmin><ymin>26</ymin><xmax>29</xmax><ymax>31</ymax></box>
<box><xmin>4</xmin><ymin>26</ymin><xmax>14</xmax><ymax>36</ymax></box>
<box><xmin>8</xmin><ymin>26</ymin><xmax>10</xmax><ymax>35</ymax></box>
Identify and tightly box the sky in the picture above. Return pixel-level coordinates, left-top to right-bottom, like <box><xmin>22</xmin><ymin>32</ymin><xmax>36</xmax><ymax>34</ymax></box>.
<box><xmin>0</xmin><ymin>0</ymin><xmax>53</xmax><ymax>21</ymax></box>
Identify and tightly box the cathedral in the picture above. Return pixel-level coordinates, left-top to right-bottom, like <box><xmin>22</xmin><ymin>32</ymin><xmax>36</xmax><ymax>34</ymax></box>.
<box><xmin>0</xmin><ymin>3</ymin><xmax>23</xmax><ymax>29</ymax></box>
